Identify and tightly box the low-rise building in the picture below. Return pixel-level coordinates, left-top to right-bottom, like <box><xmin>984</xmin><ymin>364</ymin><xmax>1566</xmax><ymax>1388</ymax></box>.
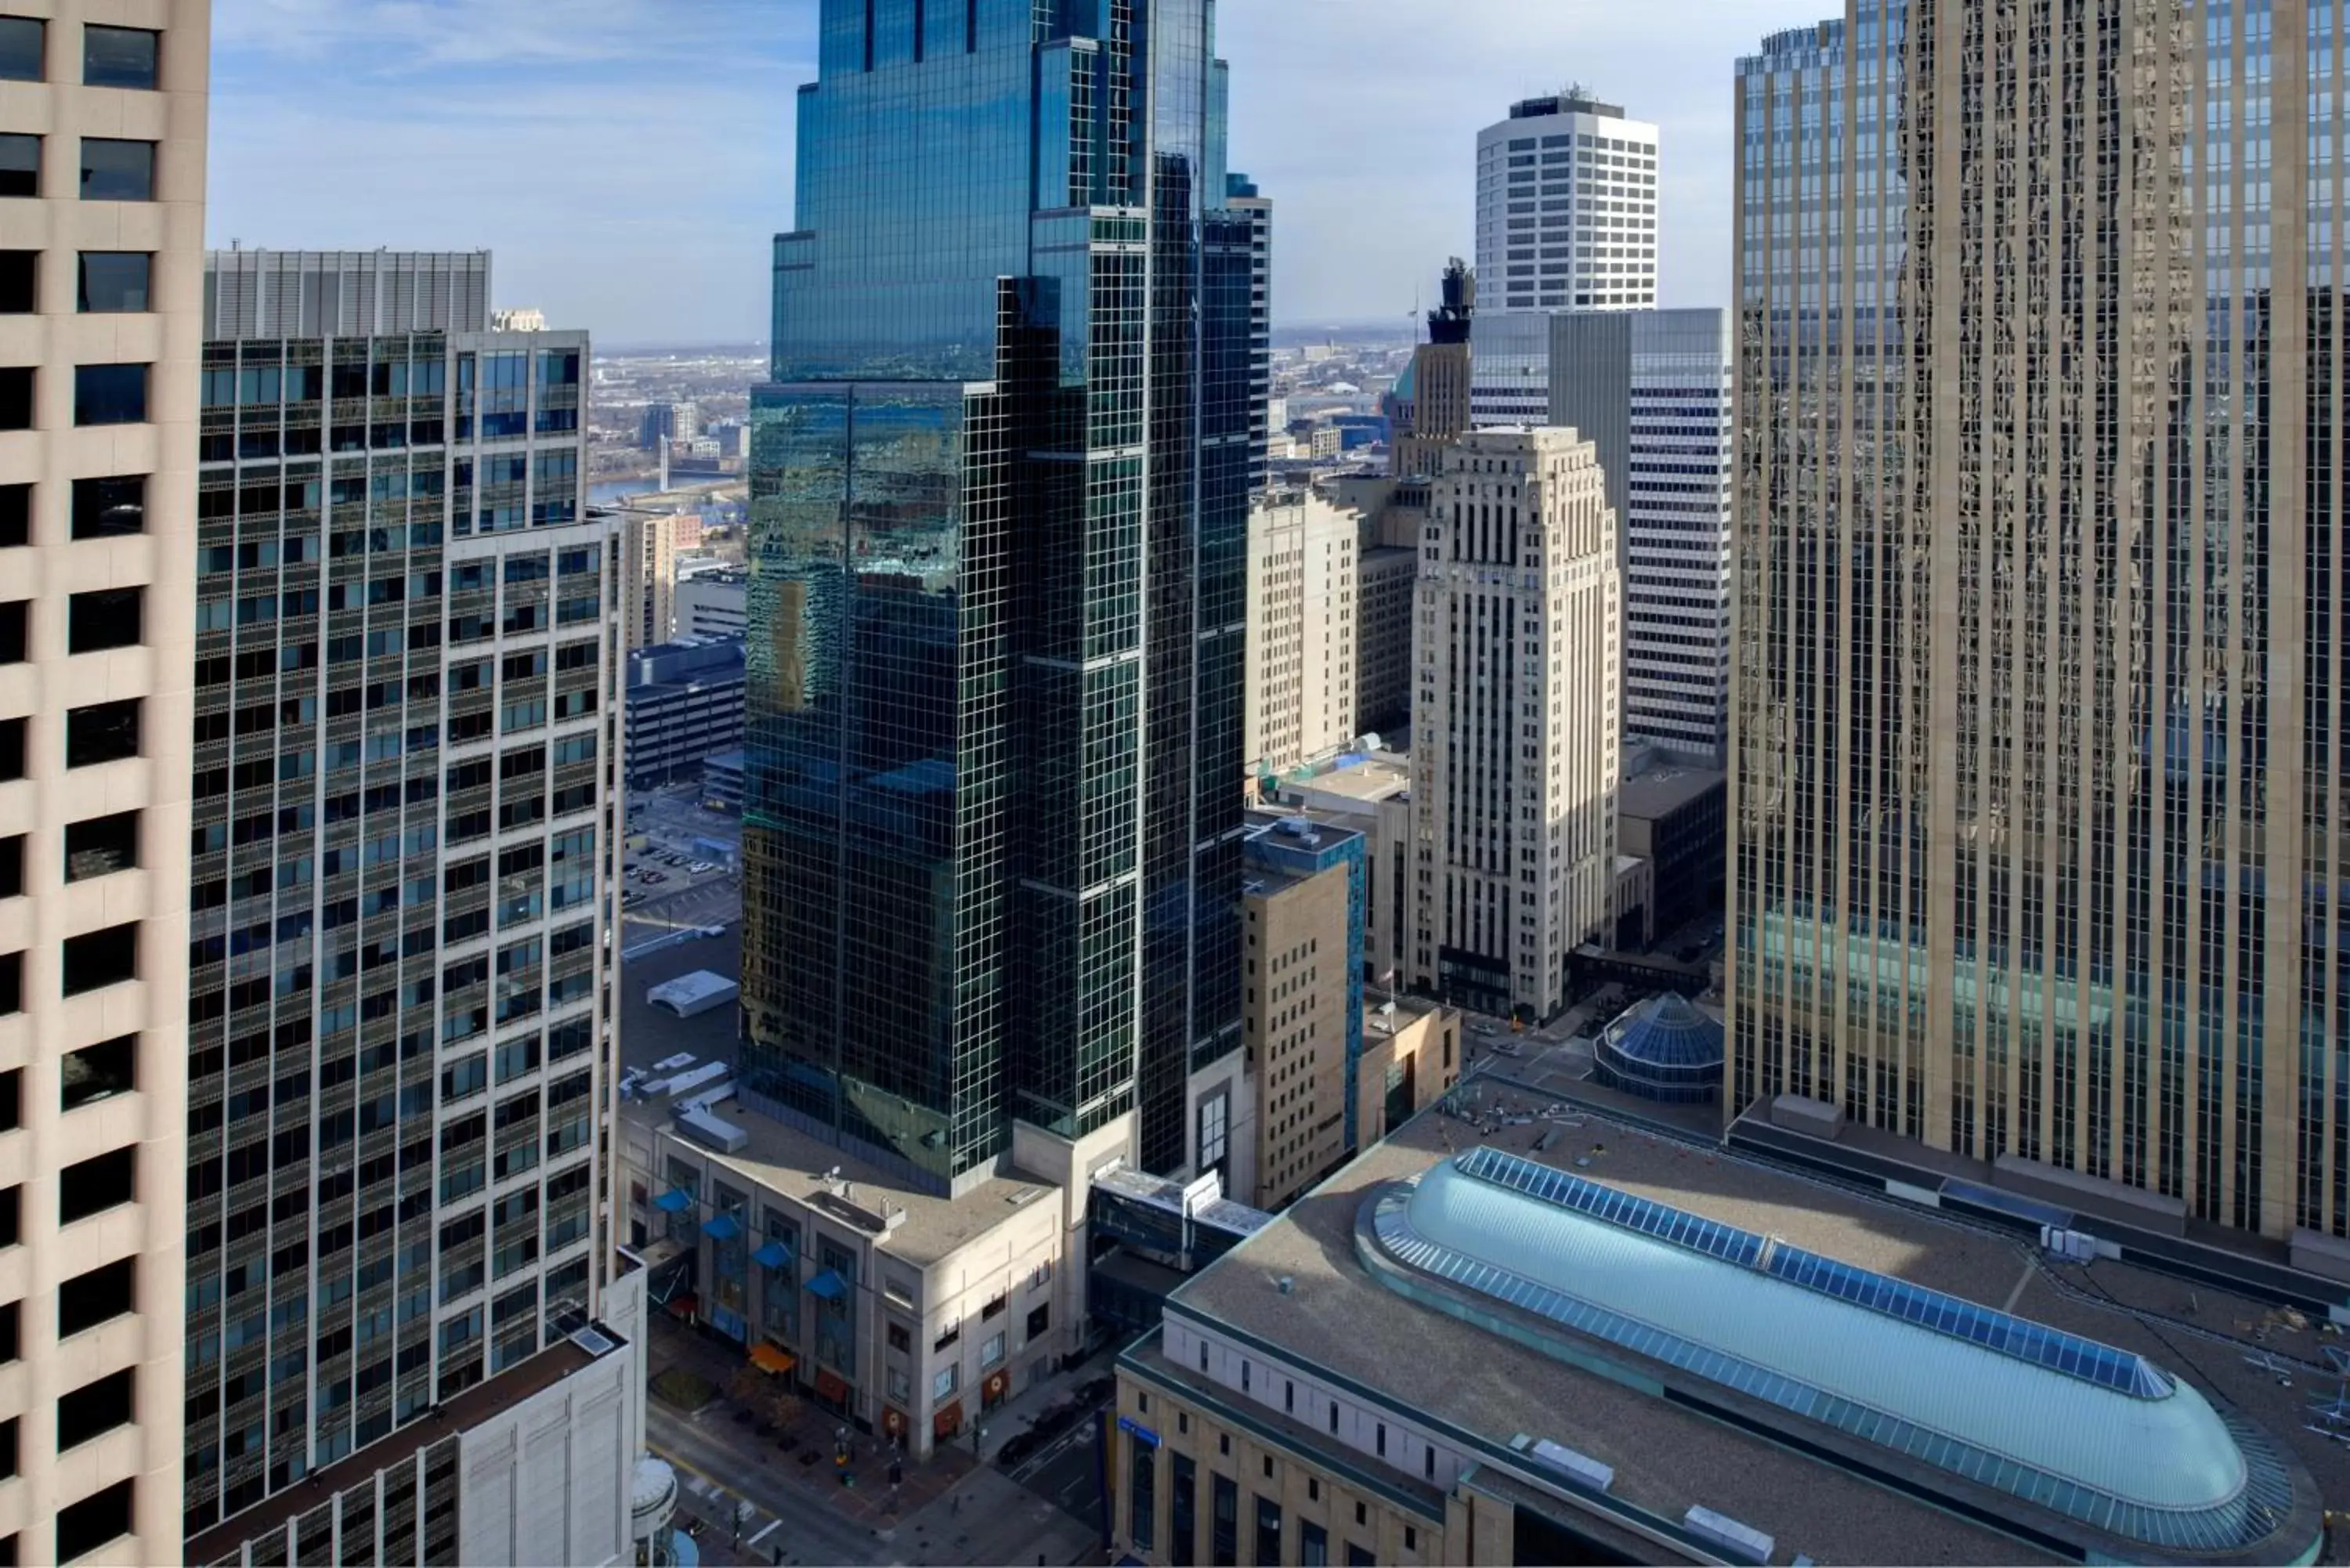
<box><xmin>624</xmin><ymin>636</ymin><xmax>747</xmax><ymax>787</ymax></box>
<box><xmin>1110</xmin><ymin>1105</ymin><xmax>2330</xmax><ymax>1567</ymax></box>
<box><xmin>676</xmin><ymin>565</ymin><xmax>748</xmax><ymax>639</ymax></box>
<box><xmin>190</xmin><ymin>1257</ymin><xmax>650</xmax><ymax>1568</ymax></box>
<box><xmin>622</xmin><ymin>1091</ymin><xmax>1099</xmax><ymax>1460</ymax></box>
<box><xmin>1241</xmin><ymin>816</ymin><xmax>1363</xmax><ymax>1210</ymax></box>
<box><xmin>1615</xmin><ymin>758</ymin><xmax>1726</xmax><ymax>946</ymax></box>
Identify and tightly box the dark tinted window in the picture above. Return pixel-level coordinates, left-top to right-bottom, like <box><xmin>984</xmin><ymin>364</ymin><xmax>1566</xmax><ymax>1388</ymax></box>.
<box><xmin>70</xmin><ymin>475</ymin><xmax>143</xmax><ymax>539</ymax></box>
<box><xmin>76</xmin><ymin>253</ymin><xmax>147</xmax><ymax>313</ymax></box>
<box><xmin>0</xmin><ymin>252</ymin><xmax>31</xmax><ymax>314</ymax></box>
<box><xmin>0</xmin><ymin>1301</ymin><xmax>18</xmax><ymax>1362</ymax></box>
<box><xmin>0</xmin><ymin>721</ymin><xmax>20</xmax><ymax>782</ymax></box>
<box><xmin>73</xmin><ymin>363</ymin><xmax>146</xmax><ymax>426</ymax></box>
<box><xmin>56</xmin><ymin>1259</ymin><xmax>134</xmax><ymax>1338</ymax></box>
<box><xmin>54</xmin><ymin>1368</ymin><xmax>132</xmax><ymax>1450</ymax></box>
<box><xmin>0</xmin><ymin>486</ymin><xmax>24</xmax><ymax>548</ymax></box>
<box><xmin>67</xmin><ymin>587</ymin><xmax>140</xmax><ymax>653</ymax></box>
<box><xmin>63</xmin><ymin>814</ymin><xmax>136</xmax><ymax>882</ymax></box>
<box><xmin>0</xmin><ymin>836</ymin><xmax>20</xmax><ymax>898</ymax></box>
<box><xmin>57</xmin><ymin>1146</ymin><xmax>134</xmax><ymax>1223</ymax></box>
<box><xmin>0</xmin><ymin>1069</ymin><xmax>16</xmax><ymax>1129</ymax></box>
<box><xmin>0</xmin><ymin>369</ymin><xmax>27</xmax><ymax>432</ymax></box>
<box><xmin>65</xmin><ymin>699</ymin><xmax>139</xmax><ymax>768</ymax></box>
<box><xmin>56</xmin><ymin>1479</ymin><xmax>132</xmax><ymax>1563</ymax></box>
<box><xmin>77</xmin><ymin>139</ymin><xmax>152</xmax><ymax>201</ymax></box>
<box><xmin>60</xmin><ymin>923</ymin><xmax>136</xmax><ymax>996</ymax></box>
<box><xmin>0</xmin><ymin>602</ymin><xmax>24</xmax><ymax>665</ymax></box>
<box><xmin>0</xmin><ymin>18</ymin><xmax>41</xmax><ymax>82</ymax></box>
<box><xmin>0</xmin><ymin>954</ymin><xmax>15</xmax><ymax>1017</ymax></box>
<box><xmin>0</xmin><ymin>1187</ymin><xmax>16</xmax><ymax>1246</ymax></box>
<box><xmin>81</xmin><ymin>26</ymin><xmax>157</xmax><ymax>89</ymax></box>
<box><xmin>0</xmin><ymin>135</ymin><xmax>35</xmax><ymax>198</ymax></box>
<box><xmin>60</xmin><ymin>1035</ymin><xmax>133</xmax><ymax>1110</ymax></box>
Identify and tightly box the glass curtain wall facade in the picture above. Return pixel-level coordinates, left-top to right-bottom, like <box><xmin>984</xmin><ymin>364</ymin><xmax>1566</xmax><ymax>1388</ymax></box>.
<box><xmin>1734</xmin><ymin>0</ymin><xmax>2348</xmax><ymax>1238</ymax></box>
<box><xmin>743</xmin><ymin>0</ymin><xmax>1254</xmax><ymax>1193</ymax></box>
<box><xmin>182</xmin><ymin>286</ymin><xmax>622</xmax><ymax>1530</ymax></box>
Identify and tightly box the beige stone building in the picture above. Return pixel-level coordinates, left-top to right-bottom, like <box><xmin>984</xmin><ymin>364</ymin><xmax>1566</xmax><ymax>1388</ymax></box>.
<box><xmin>0</xmin><ymin>2</ymin><xmax>204</xmax><ymax>1558</ymax></box>
<box><xmin>1731</xmin><ymin>4</ymin><xmax>2350</xmax><ymax>1240</ymax></box>
<box><xmin>1355</xmin><ymin>997</ymin><xmax>1458</xmax><ymax>1150</ymax></box>
<box><xmin>623</xmin><ymin>508</ymin><xmax>679</xmax><ymax>652</ymax></box>
<box><xmin>1409</xmin><ymin>428</ymin><xmax>1619</xmax><ymax>1021</ymax></box>
<box><xmin>1244</xmin><ymin>489</ymin><xmax>1356</xmax><ymax>776</ymax></box>
<box><xmin>1241</xmin><ymin>836</ymin><xmax>1352</xmax><ymax>1210</ymax></box>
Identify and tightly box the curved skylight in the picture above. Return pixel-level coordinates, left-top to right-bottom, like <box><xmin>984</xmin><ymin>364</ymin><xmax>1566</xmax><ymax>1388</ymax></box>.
<box><xmin>1361</xmin><ymin>1147</ymin><xmax>2306</xmax><ymax>1555</ymax></box>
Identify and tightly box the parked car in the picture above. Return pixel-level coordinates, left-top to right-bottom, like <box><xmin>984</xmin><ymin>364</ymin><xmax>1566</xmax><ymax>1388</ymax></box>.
<box><xmin>689</xmin><ymin>861</ymin><xmax>714</xmax><ymax>874</ymax></box>
<box><xmin>642</xmin><ymin>871</ymin><xmax>667</xmax><ymax>884</ymax></box>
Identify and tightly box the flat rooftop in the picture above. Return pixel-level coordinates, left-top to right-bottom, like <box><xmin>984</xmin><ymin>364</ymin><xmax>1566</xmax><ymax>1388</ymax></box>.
<box><xmin>189</xmin><ymin>1328</ymin><xmax>615</xmax><ymax>1564</ymax></box>
<box><xmin>1288</xmin><ymin>757</ymin><xmax>1411</xmax><ymax>808</ymax></box>
<box><xmin>624</xmin><ymin>1086</ymin><xmax>1061</xmax><ymax>1271</ymax></box>
<box><xmin>1618</xmin><ymin>763</ymin><xmax>1726</xmax><ymax>821</ymax></box>
<box><xmin>1159</xmin><ymin>1093</ymin><xmax>2347</xmax><ymax>1565</ymax></box>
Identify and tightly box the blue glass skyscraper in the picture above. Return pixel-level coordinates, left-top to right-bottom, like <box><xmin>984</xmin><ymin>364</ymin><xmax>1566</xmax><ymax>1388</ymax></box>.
<box><xmin>743</xmin><ymin>0</ymin><xmax>1257</xmax><ymax>1193</ymax></box>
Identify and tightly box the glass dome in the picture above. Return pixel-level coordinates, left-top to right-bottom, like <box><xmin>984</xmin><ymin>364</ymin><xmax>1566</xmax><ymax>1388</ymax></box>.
<box><xmin>1589</xmin><ymin>993</ymin><xmax>1724</xmax><ymax>1103</ymax></box>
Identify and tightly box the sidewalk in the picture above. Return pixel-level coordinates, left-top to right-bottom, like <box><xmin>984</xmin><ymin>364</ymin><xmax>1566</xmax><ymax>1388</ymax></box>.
<box><xmin>973</xmin><ymin>1346</ymin><xmax>1119</xmax><ymax>1465</ymax></box>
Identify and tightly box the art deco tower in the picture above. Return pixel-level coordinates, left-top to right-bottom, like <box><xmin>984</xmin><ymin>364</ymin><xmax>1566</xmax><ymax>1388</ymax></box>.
<box><xmin>1734</xmin><ymin>0</ymin><xmax>2350</xmax><ymax>1239</ymax></box>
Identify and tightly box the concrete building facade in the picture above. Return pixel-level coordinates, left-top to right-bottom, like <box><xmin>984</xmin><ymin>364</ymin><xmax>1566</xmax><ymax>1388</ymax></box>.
<box><xmin>1474</xmin><ymin>94</ymin><xmax>1658</xmax><ymax>316</ymax></box>
<box><xmin>621</xmin><ymin>510</ymin><xmax>678</xmax><ymax>652</ymax></box>
<box><xmin>1239</xmin><ymin>816</ymin><xmax>1363</xmax><ymax>1211</ymax></box>
<box><xmin>1732</xmin><ymin>2</ymin><xmax>2350</xmax><ymax>1240</ymax></box>
<box><xmin>184</xmin><ymin>253</ymin><xmax>624</xmax><ymax>1540</ymax></box>
<box><xmin>1244</xmin><ymin>490</ymin><xmax>1357</xmax><ymax>776</ymax></box>
<box><xmin>1410</xmin><ymin>429</ymin><xmax>1619</xmax><ymax>1021</ymax></box>
<box><xmin>0</xmin><ymin>3</ymin><xmax>207</xmax><ymax>1559</ymax></box>
<box><xmin>623</xmin><ymin>635</ymin><xmax>745</xmax><ymax>788</ymax></box>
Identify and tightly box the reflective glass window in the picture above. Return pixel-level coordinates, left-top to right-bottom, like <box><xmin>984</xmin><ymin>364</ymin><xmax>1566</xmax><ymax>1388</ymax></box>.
<box><xmin>77</xmin><ymin>253</ymin><xmax>149</xmax><ymax>313</ymax></box>
<box><xmin>78</xmin><ymin>139</ymin><xmax>154</xmax><ymax>201</ymax></box>
<box><xmin>81</xmin><ymin>26</ymin><xmax>157</xmax><ymax>89</ymax></box>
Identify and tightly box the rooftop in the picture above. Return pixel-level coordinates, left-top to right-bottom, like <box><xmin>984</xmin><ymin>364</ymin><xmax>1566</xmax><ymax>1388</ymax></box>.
<box><xmin>189</xmin><ymin>1324</ymin><xmax>619</xmax><ymax>1565</ymax></box>
<box><xmin>1618</xmin><ymin>764</ymin><xmax>1726</xmax><ymax>822</ymax></box>
<box><xmin>1155</xmin><ymin>1093</ymin><xmax>2337</xmax><ymax>1565</ymax></box>
<box><xmin>625</xmin><ymin>1086</ymin><xmax>1061</xmax><ymax>1271</ymax></box>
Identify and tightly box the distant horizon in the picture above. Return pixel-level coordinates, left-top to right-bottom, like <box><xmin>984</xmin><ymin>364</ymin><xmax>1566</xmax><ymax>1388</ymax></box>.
<box><xmin>208</xmin><ymin>0</ymin><xmax>1794</xmax><ymax>343</ymax></box>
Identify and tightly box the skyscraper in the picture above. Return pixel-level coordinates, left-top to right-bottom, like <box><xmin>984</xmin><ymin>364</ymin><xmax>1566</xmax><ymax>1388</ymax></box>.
<box><xmin>1473</xmin><ymin>93</ymin><xmax>1658</xmax><ymax>316</ymax></box>
<box><xmin>1409</xmin><ymin>428</ymin><xmax>1619</xmax><ymax>1021</ymax></box>
<box><xmin>742</xmin><ymin>0</ymin><xmax>1258</xmax><ymax>1192</ymax></box>
<box><xmin>1733</xmin><ymin>2</ymin><xmax>2347</xmax><ymax>1240</ymax></box>
<box><xmin>1548</xmin><ymin>308</ymin><xmax>1734</xmax><ymax>764</ymax></box>
<box><xmin>183</xmin><ymin>250</ymin><xmax>624</xmax><ymax>1536</ymax></box>
<box><xmin>0</xmin><ymin>5</ymin><xmax>206</xmax><ymax>1560</ymax></box>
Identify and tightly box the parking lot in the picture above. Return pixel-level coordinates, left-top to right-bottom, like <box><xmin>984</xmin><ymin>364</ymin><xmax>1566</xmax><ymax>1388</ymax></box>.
<box><xmin>623</xmin><ymin>783</ymin><xmax>743</xmax><ymax>937</ymax></box>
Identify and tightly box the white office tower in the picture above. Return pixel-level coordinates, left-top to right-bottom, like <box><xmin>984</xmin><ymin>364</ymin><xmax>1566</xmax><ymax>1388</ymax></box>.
<box><xmin>1549</xmin><ymin>308</ymin><xmax>1734</xmax><ymax>763</ymax></box>
<box><xmin>1474</xmin><ymin>92</ymin><xmax>1658</xmax><ymax>316</ymax></box>
<box><xmin>0</xmin><ymin>5</ymin><xmax>208</xmax><ymax>1561</ymax></box>
<box><xmin>1245</xmin><ymin>489</ymin><xmax>1358</xmax><ymax>775</ymax></box>
<box><xmin>1409</xmin><ymin>429</ymin><xmax>1620</xmax><ymax>1021</ymax></box>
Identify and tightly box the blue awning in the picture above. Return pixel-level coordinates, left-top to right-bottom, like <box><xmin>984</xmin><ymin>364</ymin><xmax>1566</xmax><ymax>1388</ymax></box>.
<box><xmin>654</xmin><ymin>1187</ymin><xmax>693</xmax><ymax>1214</ymax></box>
<box><xmin>703</xmin><ymin>1212</ymin><xmax>743</xmax><ymax>1241</ymax></box>
<box><xmin>752</xmin><ymin>1240</ymin><xmax>793</xmax><ymax>1270</ymax></box>
<box><xmin>807</xmin><ymin>1268</ymin><xmax>850</xmax><ymax>1302</ymax></box>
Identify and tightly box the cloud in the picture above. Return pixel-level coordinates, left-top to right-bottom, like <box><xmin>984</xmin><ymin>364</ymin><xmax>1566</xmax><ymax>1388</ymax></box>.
<box><xmin>1220</xmin><ymin>0</ymin><xmax>1815</xmax><ymax>323</ymax></box>
<box><xmin>207</xmin><ymin>0</ymin><xmax>1820</xmax><ymax>341</ymax></box>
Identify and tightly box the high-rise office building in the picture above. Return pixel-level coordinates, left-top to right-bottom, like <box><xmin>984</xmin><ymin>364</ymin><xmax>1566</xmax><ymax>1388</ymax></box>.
<box><xmin>1548</xmin><ymin>308</ymin><xmax>1734</xmax><ymax>764</ymax></box>
<box><xmin>623</xmin><ymin>508</ymin><xmax>679</xmax><ymax>651</ymax></box>
<box><xmin>183</xmin><ymin>251</ymin><xmax>624</xmax><ymax>1537</ymax></box>
<box><xmin>1473</xmin><ymin>93</ymin><xmax>1658</xmax><ymax>316</ymax></box>
<box><xmin>0</xmin><ymin>5</ymin><xmax>206</xmax><ymax>1561</ymax></box>
<box><xmin>1245</xmin><ymin>489</ymin><xmax>1357</xmax><ymax>775</ymax></box>
<box><xmin>1391</xmin><ymin>259</ymin><xmax>1473</xmax><ymax>481</ymax></box>
<box><xmin>1409</xmin><ymin>428</ymin><xmax>1619</xmax><ymax>1020</ymax></box>
<box><xmin>1224</xmin><ymin>174</ymin><xmax>1273</xmax><ymax>495</ymax></box>
<box><xmin>743</xmin><ymin>0</ymin><xmax>1260</xmax><ymax>1192</ymax></box>
<box><xmin>1733</xmin><ymin>2</ymin><xmax>2350</xmax><ymax>1241</ymax></box>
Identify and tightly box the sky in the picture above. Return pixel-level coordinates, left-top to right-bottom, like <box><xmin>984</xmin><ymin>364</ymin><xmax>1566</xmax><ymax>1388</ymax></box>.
<box><xmin>210</xmin><ymin>0</ymin><xmax>1822</xmax><ymax>346</ymax></box>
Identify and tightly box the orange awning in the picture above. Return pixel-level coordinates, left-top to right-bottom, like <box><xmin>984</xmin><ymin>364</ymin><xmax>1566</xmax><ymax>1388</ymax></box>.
<box><xmin>815</xmin><ymin>1368</ymin><xmax>851</xmax><ymax>1403</ymax></box>
<box><xmin>749</xmin><ymin>1343</ymin><xmax>797</xmax><ymax>1375</ymax></box>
